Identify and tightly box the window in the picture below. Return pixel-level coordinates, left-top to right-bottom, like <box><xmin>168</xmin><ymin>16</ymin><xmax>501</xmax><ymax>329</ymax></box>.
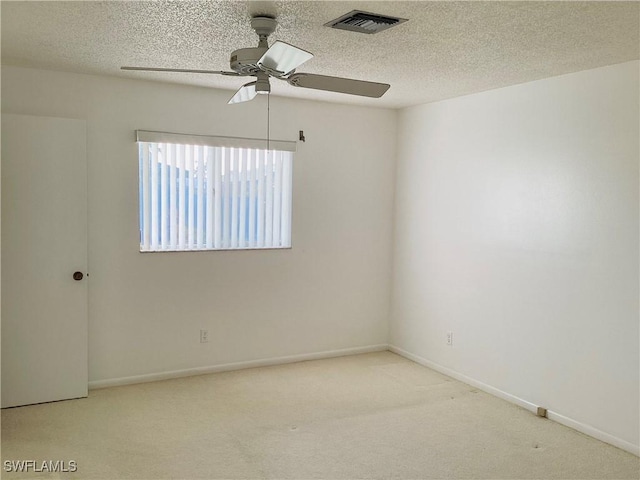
<box><xmin>137</xmin><ymin>131</ymin><xmax>294</xmax><ymax>251</ymax></box>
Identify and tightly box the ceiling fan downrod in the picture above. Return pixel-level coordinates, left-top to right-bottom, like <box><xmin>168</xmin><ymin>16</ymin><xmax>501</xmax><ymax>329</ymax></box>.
<box><xmin>251</xmin><ymin>16</ymin><xmax>277</xmax><ymax>48</ymax></box>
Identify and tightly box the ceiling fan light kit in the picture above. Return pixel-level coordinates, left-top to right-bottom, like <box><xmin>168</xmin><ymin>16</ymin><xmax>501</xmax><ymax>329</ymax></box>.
<box><xmin>121</xmin><ymin>15</ymin><xmax>391</xmax><ymax>105</ymax></box>
<box><xmin>254</xmin><ymin>73</ymin><xmax>271</xmax><ymax>95</ymax></box>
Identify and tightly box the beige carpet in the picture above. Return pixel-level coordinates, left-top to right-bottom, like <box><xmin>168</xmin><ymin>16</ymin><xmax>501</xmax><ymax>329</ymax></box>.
<box><xmin>2</xmin><ymin>351</ymin><xmax>638</xmax><ymax>479</ymax></box>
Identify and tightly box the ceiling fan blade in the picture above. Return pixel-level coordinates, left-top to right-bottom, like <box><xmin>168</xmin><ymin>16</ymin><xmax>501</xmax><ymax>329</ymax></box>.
<box><xmin>121</xmin><ymin>66</ymin><xmax>240</xmax><ymax>76</ymax></box>
<box><xmin>228</xmin><ymin>82</ymin><xmax>258</xmax><ymax>104</ymax></box>
<box><xmin>287</xmin><ymin>73</ymin><xmax>390</xmax><ymax>98</ymax></box>
<box><xmin>258</xmin><ymin>41</ymin><xmax>313</xmax><ymax>76</ymax></box>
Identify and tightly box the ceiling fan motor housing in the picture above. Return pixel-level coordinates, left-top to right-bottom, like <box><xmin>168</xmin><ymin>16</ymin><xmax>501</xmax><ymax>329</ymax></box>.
<box><xmin>229</xmin><ymin>47</ymin><xmax>268</xmax><ymax>75</ymax></box>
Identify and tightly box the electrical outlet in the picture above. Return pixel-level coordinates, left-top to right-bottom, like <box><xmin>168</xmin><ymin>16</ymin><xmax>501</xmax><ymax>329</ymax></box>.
<box><xmin>446</xmin><ymin>331</ymin><xmax>453</xmax><ymax>346</ymax></box>
<box><xmin>200</xmin><ymin>329</ymin><xmax>209</xmax><ymax>343</ymax></box>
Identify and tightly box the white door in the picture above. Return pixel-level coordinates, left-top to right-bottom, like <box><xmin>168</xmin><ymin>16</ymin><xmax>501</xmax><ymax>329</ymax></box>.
<box><xmin>2</xmin><ymin>114</ymin><xmax>88</xmax><ymax>408</ymax></box>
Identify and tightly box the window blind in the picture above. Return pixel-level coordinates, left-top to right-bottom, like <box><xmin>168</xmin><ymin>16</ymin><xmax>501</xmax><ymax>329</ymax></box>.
<box><xmin>137</xmin><ymin>131</ymin><xmax>294</xmax><ymax>251</ymax></box>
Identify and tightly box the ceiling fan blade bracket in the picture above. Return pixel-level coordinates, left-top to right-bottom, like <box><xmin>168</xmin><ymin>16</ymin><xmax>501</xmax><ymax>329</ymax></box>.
<box><xmin>258</xmin><ymin>41</ymin><xmax>313</xmax><ymax>79</ymax></box>
<box><xmin>257</xmin><ymin>64</ymin><xmax>287</xmax><ymax>78</ymax></box>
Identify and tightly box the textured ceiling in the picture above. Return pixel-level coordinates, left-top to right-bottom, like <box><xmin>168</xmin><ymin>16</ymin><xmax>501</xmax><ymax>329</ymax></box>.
<box><xmin>1</xmin><ymin>1</ymin><xmax>638</xmax><ymax>108</ymax></box>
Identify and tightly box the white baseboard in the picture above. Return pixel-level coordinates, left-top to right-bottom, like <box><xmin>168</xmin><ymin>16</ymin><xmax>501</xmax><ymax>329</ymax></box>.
<box><xmin>388</xmin><ymin>345</ymin><xmax>539</xmax><ymax>413</ymax></box>
<box><xmin>389</xmin><ymin>345</ymin><xmax>640</xmax><ymax>457</ymax></box>
<box><xmin>546</xmin><ymin>410</ymin><xmax>640</xmax><ymax>457</ymax></box>
<box><xmin>88</xmin><ymin>344</ymin><xmax>389</xmax><ymax>390</ymax></box>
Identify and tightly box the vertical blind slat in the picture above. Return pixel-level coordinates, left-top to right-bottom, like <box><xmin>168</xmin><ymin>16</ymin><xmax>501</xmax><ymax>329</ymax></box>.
<box><xmin>150</xmin><ymin>143</ymin><xmax>159</xmax><ymax>250</ymax></box>
<box><xmin>231</xmin><ymin>148</ymin><xmax>239</xmax><ymax>248</ymax></box>
<box><xmin>239</xmin><ymin>149</ymin><xmax>247</xmax><ymax>248</ymax></box>
<box><xmin>178</xmin><ymin>144</ymin><xmax>186</xmax><ymax>249</ymax></box>
<box><xmin>248</xmin><ymin>149</ymin><xmax>257</xmax><ymax>248</ymax></box>
<box><xmin>223</xmin><ymin>148</ymin><xmax>231</xmax><ymax>248</ymax></box>
<box><xmin>169</xmin><ymin>144</ymin><xmax>177</xmax><ymax>248</ymax></box>
<box><xmin>196</xmin><ymin>145</ymin><xmax>205</xmax><ymax>248</ymax></box>
<box><xmin>273</xmin><ymin>150</ymin><xmax>282</xmax><ymax>247</ymax></box>
<box><xmin>160</xmin><ymin>143</ymin><xmax>168</xmax><ymax>248</ymax></box>
<box><xmin>187</xmin><ymin>145</ymin><xmax>195</xmax><ymax>248</ymax></box>
<box><xmin>206</xmin><ymin>146</ymin><xmax>214</xmax><ymax>248</ymax></box>
<box><xmin>214</xmin><ymin>148</ymin><xmax>222</xmax><ymax>249</ymax></box>
<box><xmin>265</xmin><ymin>152</ymin><xmax>274</xmax><ymax>247</ymax></box>
<box><xmin>141</xmin><ymin>143</ymin><xmax>151</xmax><ymax>250</ymax></box>
<box><xmin>281</xmin><ymin>152</ymin><xmax>292</xmax><ymax>247</ymax></box>
<box><xmin>256</xmin><ymin>149</ymin><xmax>265</xmax><ymax>248</ymax></box>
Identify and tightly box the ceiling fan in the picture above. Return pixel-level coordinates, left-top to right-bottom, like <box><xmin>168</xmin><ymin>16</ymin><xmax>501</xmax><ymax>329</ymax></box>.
<box><xmin>122</xmin><ymin>16</ymin><xmax>390</xmax><ymax>104</ymax></box>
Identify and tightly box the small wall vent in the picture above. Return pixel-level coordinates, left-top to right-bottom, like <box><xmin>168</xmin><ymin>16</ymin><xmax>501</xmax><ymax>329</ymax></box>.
<box><xmin>324</xmin><ymin>10</ymin><xmax>408</xmax><ymax>34</ymax></box>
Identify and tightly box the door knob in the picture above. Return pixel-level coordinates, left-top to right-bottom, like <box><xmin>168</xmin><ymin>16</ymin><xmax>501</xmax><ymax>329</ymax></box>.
<box><xmin>73</xmin><ymin>271</ymin><xmax>84</xmax><ymax>281</ymax></box>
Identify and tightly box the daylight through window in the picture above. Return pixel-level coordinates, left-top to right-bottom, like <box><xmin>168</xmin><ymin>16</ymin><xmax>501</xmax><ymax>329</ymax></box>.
<box><xmin>137</xmin><ymin>132</ymin><xmax>294</xmax><ymax>251</ymax></box>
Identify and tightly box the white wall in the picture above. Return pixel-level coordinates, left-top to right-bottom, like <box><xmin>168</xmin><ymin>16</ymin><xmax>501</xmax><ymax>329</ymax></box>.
<box><xmin>390</xmin><ymin>61</ymin><xmax>639</xmax><ymax>450</ymax></box>
<box><xmin>1</xmin><ymin>66</ymin><xmax>397</xmax><ymax>383</ymax></box>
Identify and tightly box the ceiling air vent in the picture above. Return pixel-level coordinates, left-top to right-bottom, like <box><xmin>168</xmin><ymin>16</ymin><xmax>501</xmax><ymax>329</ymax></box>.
<box><xmin>325</xmin><ymin>10</ymin><xmax>407</xmax><ymax>34</ymax></box>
